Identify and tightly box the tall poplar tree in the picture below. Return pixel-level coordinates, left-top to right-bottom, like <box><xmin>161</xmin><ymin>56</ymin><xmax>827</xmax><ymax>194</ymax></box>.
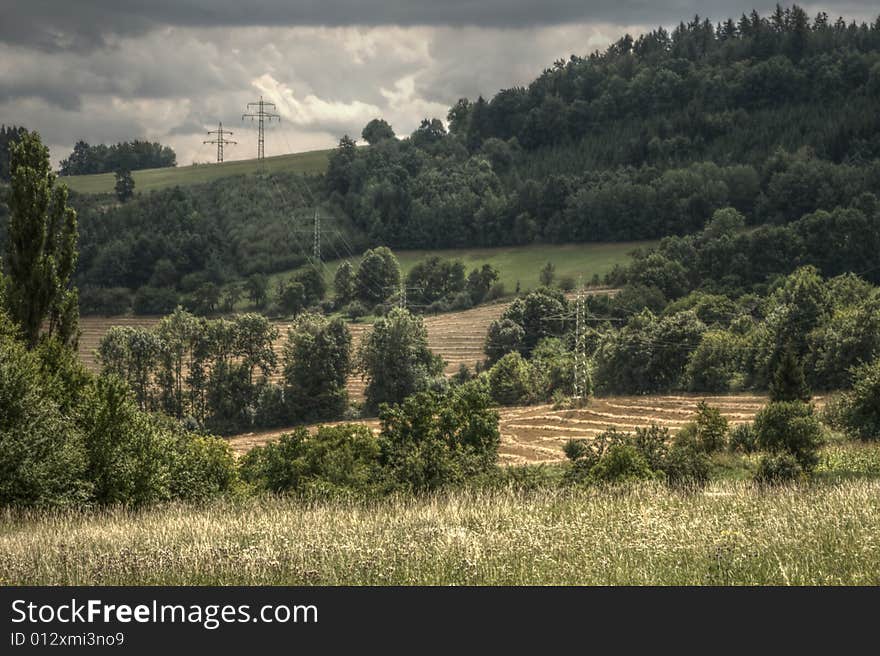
<box><xmin>4</xmin><ymin>131</ymin><xmax>79</xmax><ymax>348</ymax></box>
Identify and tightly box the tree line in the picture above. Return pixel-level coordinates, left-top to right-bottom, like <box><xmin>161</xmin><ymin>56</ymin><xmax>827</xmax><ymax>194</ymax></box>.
<box><xmin>59</xmin><ymin>140</ymin><xmax>177</xmax><ymax>176</ymax></box>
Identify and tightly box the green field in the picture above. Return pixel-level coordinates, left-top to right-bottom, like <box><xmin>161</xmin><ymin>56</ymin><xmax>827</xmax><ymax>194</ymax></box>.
<box><xmin>62</xmin><ymin>149</ymin><xmax>332</xmax><ymax>195</ymax></box>
<box><xmin>264</xmin><ymin>241</ymin><xmax>654</xmax><ymax>301</ymax></box>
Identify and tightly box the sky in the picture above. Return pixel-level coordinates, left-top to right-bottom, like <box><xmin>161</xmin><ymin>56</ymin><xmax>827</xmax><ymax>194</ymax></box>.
<box><xmin>1</xmin><ymin>1</ymin><xmax>877</xmax><ymax>167</ymax></box>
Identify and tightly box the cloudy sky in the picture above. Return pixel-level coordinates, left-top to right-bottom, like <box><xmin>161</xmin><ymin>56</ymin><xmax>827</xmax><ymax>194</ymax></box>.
<box><xmin>1</xmin><ymin>1</ymin><xmax>876</xmax><ymax>167</ymax></box>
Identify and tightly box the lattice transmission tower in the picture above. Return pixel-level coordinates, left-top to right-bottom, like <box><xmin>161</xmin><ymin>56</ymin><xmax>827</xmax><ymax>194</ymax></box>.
<box><xmin>203</xmin><ymin>122</ymin><xmax>236</xmax><ymax>163</ymax></box>
<box><xmin>242</xmin><ymin>96</ymin><xmax>280</xmax><ymax>161</ymax></box>
<box><xmin>573</xmin><ymin>279</ymin><xmax>590</xmax><ymax>400</ymax></box>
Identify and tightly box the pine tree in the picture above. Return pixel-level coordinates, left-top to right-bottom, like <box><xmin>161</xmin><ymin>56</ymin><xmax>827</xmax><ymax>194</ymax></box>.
<box><xmin>5</xmin><ymin>131</ymin><xmax>79</xmax><ymax>348</ymax></box>
<box><xmin>769</xmin><ymin>347</ymin><xmax>811</xmax><ymax>403</ymax></box>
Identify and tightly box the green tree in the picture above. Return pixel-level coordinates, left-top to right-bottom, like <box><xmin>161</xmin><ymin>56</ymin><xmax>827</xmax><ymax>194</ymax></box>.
<box><xmin>356</xmin><ymin>246</ymin><xmax>400</xmax><ymax>305</ymax></box>
<box><xmin>245</xmin><ymin>273</ymin><xmax>269</xmax><ymax>308</ymax></box>
<box><xmin>539</xmin><ymin>261</ymin><xmax>556</xmax><ymax>287</ymax></box>
<box><xmin>484</xmin><ymin>318</ymin><xmax>525</xmax><ymax>364</ymax></box>
<box><xmin>833</xmin><ymin>358</ymin><xmax>880</xmax><ymax>441</ymax></box>
<box><xmin>334</xmin><ymin>260</ymin><xmax>356</xmax><ymax>305</ymax></box>
<box><xmin>295</xmin><ymin>265</ymin><xmax>326</xmax><ymax>306</ymax></box>
<box><xmin>276</xmin><ymin>279</ymin><xmax>306</xmax><ymax>316</ymax></box>
<box><xmin>362</xmin><ymin>118</ymin><xmax>396</xmax><ymax>145</ymax></box>
<box><xmin>488</xmin><ymin>351</ymin><xmax>533</xmax><ymax>405</ymax></box>
<box><xmin>283</xmin><ymin>313</ymin><xmax>352</xmax><ymax>421</ymax></box>
<box><xmin>754</xmin><ymin>400</ymin><xmax>824</xmax><ymax>471</ymax></box>
<box><xmin>114</xmin><ymin>169</ymin><xmax>135</xmax><ymax>202</ymax></box>
<box><xmin>358</xmin><ymin>307</ymin><xmax>444</xmax><ymax>413</ymax></box>
<box><xmin>4</xmin><ymin>130</ymin><xmax>79</xmax><ymax>348</ymax></box>
<box><xmin>377</xmin><ymin>384</ymin><xmax>500</xmax><ymax>491</ymax></box>
<box><xmin>769</xmin><ymin>347</ymin><xmax>811</xmax><ymax>403</ymax></box>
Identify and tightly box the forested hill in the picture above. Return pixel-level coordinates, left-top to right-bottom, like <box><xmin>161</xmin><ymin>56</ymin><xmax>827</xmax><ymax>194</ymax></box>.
<box><xmin>7</xmin><ymin>5</ymin><xmax>877</xmax><ymax>310</ymax></box>
<box><xmin>328</xmin><ymin>6</ymin><xmax>880</xmax><ymax>247</ymax></box>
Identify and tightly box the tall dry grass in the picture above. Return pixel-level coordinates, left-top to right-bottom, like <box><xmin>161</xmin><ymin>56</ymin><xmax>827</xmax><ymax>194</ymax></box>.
<box><xmin>2</xmin><ymin>480</ymin><xmax>879</xmax><ymax>585</ymax></box>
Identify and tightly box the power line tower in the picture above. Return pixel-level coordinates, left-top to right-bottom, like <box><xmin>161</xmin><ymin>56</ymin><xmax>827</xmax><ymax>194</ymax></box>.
<box><xmin>242</xmin><ymin>96</ymin><xmax>280</xmax><ymax>161</ymax></box>
<box><xmin>203</xmin><ymin>122</ymin><xmax>237</xmax><ymax>163</ymax></box>
<box><xmin>313</xmin><ymin>208</ymin><xmax>321</xmax><ymax>263</ymax></box>
<box><xmin>573</xmin><ymin>278</ymin><xmax>590</xmax><ymax>400</ymax></box>
<box><xmin>399</xmin><ymin>281</ymin><xmax>407</xmax><ymax>310</ymax></box>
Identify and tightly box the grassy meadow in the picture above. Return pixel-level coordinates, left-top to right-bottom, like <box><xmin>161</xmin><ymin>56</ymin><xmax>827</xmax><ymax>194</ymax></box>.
<box><xmin>3</xmin><ymin>440</ymin><xmax>879</xmax><ymax>586</ymax></box>
<box><xmin>62</xmin><ymin>149</ymin><xmax>332</xmax><ymax>194</ymax></box>
<box><xmin>262</xmin><ymin>241</ymin><xmax>653</xmax><ymax>304</ymax></box>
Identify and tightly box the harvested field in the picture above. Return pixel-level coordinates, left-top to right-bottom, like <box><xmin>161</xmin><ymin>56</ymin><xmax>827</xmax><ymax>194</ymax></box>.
<box><xmin>226</xmin><ymin>393</ymin><xmax>811</xmax><ymax>465</ymax></box>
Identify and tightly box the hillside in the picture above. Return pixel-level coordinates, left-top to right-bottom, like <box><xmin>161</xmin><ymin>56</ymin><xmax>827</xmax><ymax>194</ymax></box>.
<box><xmin>62</xmin><ymin>148</ymin><xmax>332</xmax><ymax>194</ymax></box>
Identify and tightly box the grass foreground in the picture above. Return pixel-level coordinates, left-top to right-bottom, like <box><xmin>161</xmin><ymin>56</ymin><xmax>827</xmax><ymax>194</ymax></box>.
<box><xmin>3</xmin><ymin>475</ymin><xmax>880</xmax><ymax>585</ymax></box>
<box><xmin>62</xmin><ymin>149</ymin><xmax>332</xmax><ymax>195</ymax></box>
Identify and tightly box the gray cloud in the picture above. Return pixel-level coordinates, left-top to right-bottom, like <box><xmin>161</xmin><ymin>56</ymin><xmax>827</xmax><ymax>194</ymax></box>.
<box><xmin>3</xmin><ymin>1</ymin><xmax>878</xmax><ymax>53</ymax></box>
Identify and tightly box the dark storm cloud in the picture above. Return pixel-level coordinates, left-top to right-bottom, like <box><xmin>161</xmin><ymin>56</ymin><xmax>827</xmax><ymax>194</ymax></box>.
<box><xmin>4</xmin><ymin>1</ymin><xmax>877</xmax><ymax>52</ymax></box>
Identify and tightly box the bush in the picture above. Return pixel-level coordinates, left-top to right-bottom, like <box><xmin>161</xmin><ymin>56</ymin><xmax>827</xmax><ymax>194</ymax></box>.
<box><xmin>690</xmin><ymin>402</ymin><xmax>729</xmax><ymax>452</ymax></box>
<box><xmin>344</xmin><ymin>301</ymin><xmax>367</xmax><ymax>320</ymax></box>
<box><xmin>754</xmin><ymin>453</ymin><xmax>803</xmax><ymax>485</ymax></box>
<box><xmin>484</xmin><ymin>318</ymin><xmax>525</xmax><ymax>364</ymax></box>
<box><xmin>377</xmin><ymin>384</ymin><xmax>500</xmax><ymax>492</ymax></box>
<box><xmin>0</xmin><ymin>329</ymin><xmax>90</xmax><ymax>507</ymax></box>
<box><xmin>833</xmin><ymin>359</ymin><xmax>880</xmax><ymax>440</ymax></box>
<box><xmin>79</xmin><ymin>286</ymin><xmax>132</xmax><ymax>315</ymax></box>
<box><xmin>487</xmin><ymin>282</ymin><xmax>506</xmax><ymax>301</ymax></box>
<box><xmin>663</xmin><ymin>438</ymin><xmax>711</xmax><ymax>487</ymax></box>
<box><xmin>632</xmin><ymin>424</ymin><xmax>670</xmax><ymax>471</ymax></box>
<box><xmin>133</xmin><ymin>286</ymin><xmax>178</xmax><ymax>315</ymax></box>
<box><xmin>728</xmin><ymin>423</ymin><xmax>758</xmax><ymax>453</ymax></box>
<box><xmin>754</xmin><ymin>401</ymin><xmax>824</xmax><ymax>471</ymax></box>
<box><xmin>589</xmin><ymin>443</ymin><xmax>657</xmax><ymax>483</ymax></box>
<box><xmin>240</xmin><ymin>424</ymin><xmax>380</xmax><ymax>498</ymax></box>
<box><xmin>487</xmin><ymin>351</ymin><xmax>533</xmax><ymax>405</ymax></box>
<box><xmin>167</xmin><ymin>432</ymin><xmax>239</xmax><ymax>501</ymax></box>
<box><xmin>239</xmin><ymin>429</ymin><xmax>308</xmax><ymax>493</ymax></box>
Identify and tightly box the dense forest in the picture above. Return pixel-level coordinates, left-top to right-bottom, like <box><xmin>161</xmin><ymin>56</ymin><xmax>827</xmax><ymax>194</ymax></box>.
<box><xmin>59</xmin><ymin>140</ymin><xmax>177</xmax><ymax>175</ymax></box>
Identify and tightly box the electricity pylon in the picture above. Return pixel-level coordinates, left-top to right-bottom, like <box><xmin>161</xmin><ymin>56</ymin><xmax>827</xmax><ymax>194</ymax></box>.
<box><xmin>203</xmin><ymin>122</ymin><xmax>236</xmax><ymax>163</ymax></box>
<box><xmin>242</xmin><ymin>96</ymin><xmax>280</xmax><ymax>161</ymax></box>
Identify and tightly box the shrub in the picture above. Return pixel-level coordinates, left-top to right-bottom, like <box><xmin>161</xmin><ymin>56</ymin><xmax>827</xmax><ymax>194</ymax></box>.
<box><xmin>632</xmin><ymin>424</ymin><xmax>670</xmax><ymax>471</ymax></box>
<box><xmin>691</xmin><ymin>401</ymin><xmax>729</xmax><ymax>452</ymax></box>
<box><xmin>728</xmin><ymin>423</ymin><xmax>758</xmax><ymax>453</ymax></box>
<box><xmin>377</xmin><ymin>385</ymin><xmax>500</xmax><ymax>492</ymax></box>
<box><xmin>167</xmin><ymin>432</ymin><xmax>239</xmax><ymax>501</ymax></box>
<box><xmin>531</xmin><ymin>337</ymin><xmax>577</xmax><ymax>400</ymax></box>
<box><xmin>484</xmin><ymin>318</ymin><xmax>525</xmax><ymax>364</ymax></box>
<box><xmin>833</xmin><ymin>359</ymin><xmax>880</xmax><ymax>440</ymax></box>
<box><xmin>79</xmin><ymin>377</ymin><xmax>173</xmax><ymax>506</ymax></box>
<box><xmin>239</xmin><ymin>429</ymin><xmax>308</xmax><ymax>493</ymax></box>
<box><xmin>79</xmin><ymin>286</ymin><xmax>132</xmax><ymax>315</ymax></box>
<box><xmin>754</xmin><ymin>401</ymin><xmax>824</xmax><ymax>471</ymax></box>
<box><xmin>488</xmin><ymin>351</ymin><xmax>533</xmax><ymax>405</ymax></box>
<box><xmin>589</xmin><ymin>443</ymin><xmax>656</xmax><ymax>484</ymax></box>
<box><xmin>754</xmin><ymin>453</ymin><xmax>803</xmax><ymax>485</ymax></box>
<box><xmin>133</xmin><ymin>286</ymin><xmax>178</xmax><ymax>315</ymax></box>
<box><xmin>344</xmin><ymin>301</ymin><xmax>367</xmax><ymax>320</ymax></box>
<box><xmin>663</xmin><ymin>440</ymin><xmax>711</xmax><ymax>487</ymax></box>
<box><xmin>0</xmin><ymin>329</ymin><xmax>90</xmax><ymax>507</ymax></box>
<box><xmin>559</xmin><ymin>275</ymin><xmax>576</xmax><ymax>292</ymax></box>
<box><xmin>487</xmin><ymin>282</ymin><xmax>506</xmax><ymax>301</ymax></box>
